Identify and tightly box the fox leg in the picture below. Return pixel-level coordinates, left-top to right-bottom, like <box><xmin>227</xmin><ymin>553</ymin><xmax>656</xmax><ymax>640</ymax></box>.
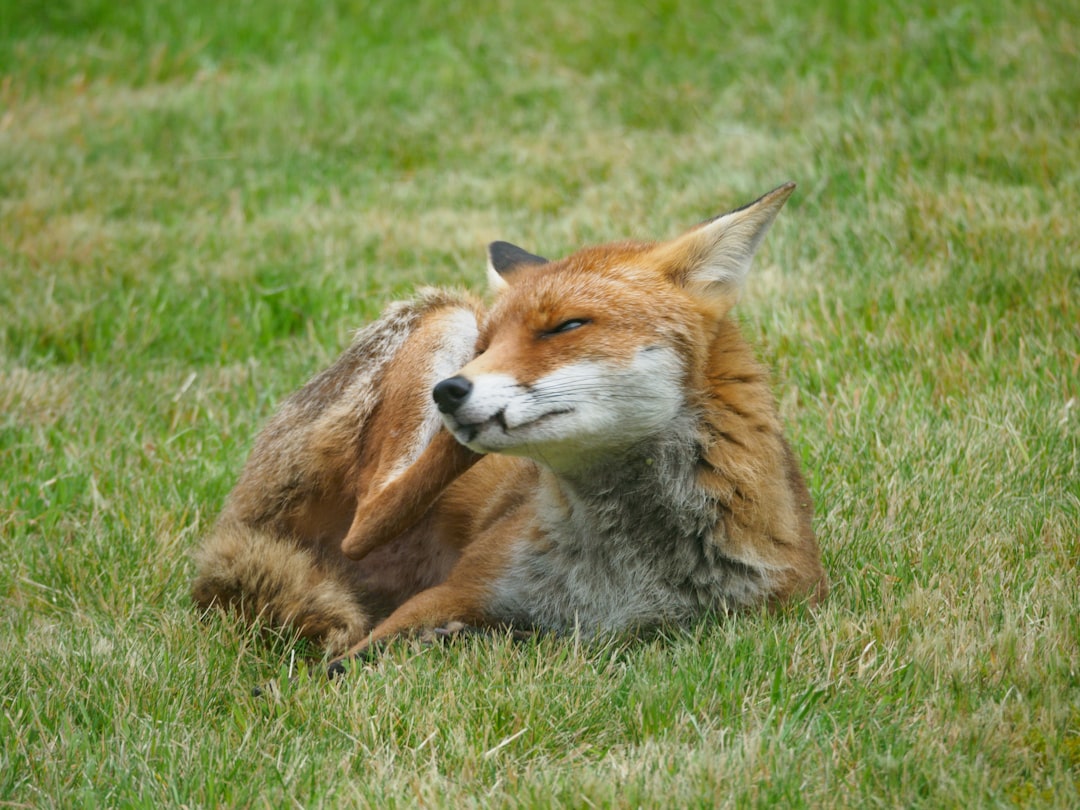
<box><xmin>341</xmin><ymin>429</ymin><xmax>478</xmax><ymax>559</ymax></box>
<box><xmin>326</xmin><ymin>497</ymin><xmax>535</xmax><ymax>674</ymax></box>
<box><xmin>338</xmin><ymin>290</ymin><xmax>486</xmax><ymax>559</ymax></box>
<box><xmin>338</xmin><ymin>296</ymin><xmax>483</xmax><ymax>559</ymax></box>
<box><xmin>326</xmin><ymin>581</ymin><xmax>493</xmax><ymax>675</ymax></box>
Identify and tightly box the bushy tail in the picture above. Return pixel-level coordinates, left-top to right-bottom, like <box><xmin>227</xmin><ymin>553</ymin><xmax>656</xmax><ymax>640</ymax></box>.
<box><xmin>191</xmin><ymin>520</ymin><xmax>372</xmax><ymax>655</ymax></box>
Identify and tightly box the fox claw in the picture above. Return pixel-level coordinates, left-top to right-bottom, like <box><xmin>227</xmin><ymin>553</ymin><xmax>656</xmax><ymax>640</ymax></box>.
<box><xmin>422</xmin><ymin>622</ymin><xmax>535</xmax><ymax>645</ymax></box>
<box><xmin>326</xmin><ymin>658</ymin><xmax>350</xmax><ymax>681</ymax></box>
<box><xmin>326</xmin><ymin>645</ymin><xmax>381</xmax><ymax>680</ymax></box>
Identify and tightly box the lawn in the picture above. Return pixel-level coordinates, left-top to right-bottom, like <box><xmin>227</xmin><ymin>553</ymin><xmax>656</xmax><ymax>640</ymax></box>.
<box><xmin>1</xmin><ymin>0</ymin><xmax>1077</xmax><ymax>806</ymax></box>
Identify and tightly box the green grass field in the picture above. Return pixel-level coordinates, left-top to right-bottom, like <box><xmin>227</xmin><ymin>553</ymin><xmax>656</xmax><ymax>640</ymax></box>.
<box><xmin>2</xmin><ymin>0</ymin><xmax>1077</xmax><ymax>806</ymax></box>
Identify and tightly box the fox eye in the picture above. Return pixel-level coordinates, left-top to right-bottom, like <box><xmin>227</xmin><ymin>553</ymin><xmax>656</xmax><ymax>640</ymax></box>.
<box><xmin>543</xmin><ymin>318</ymin><xmax>590</xmax><ymax>337</ymax></box>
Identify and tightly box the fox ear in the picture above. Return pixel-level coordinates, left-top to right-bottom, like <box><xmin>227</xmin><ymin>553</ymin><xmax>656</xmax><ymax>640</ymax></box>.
<box><xmin>664</xmin><ymin>182</ymin><xmax>795</xmax><ymax>312</ymax></box>
<box><xmin>487</xmin><ymin>241</ymin><xmax>548</xmax><ymax>292</ymax></box>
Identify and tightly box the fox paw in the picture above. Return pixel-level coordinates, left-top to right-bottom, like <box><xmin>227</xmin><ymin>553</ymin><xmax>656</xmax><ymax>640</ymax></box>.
<box><xmin>325</xmin><ymin>645</ymin><xmax>380</xmax><ymax>681</ymax></box>
<box><xmin>419</xmin><ymin>620</ymin><xmax>470</xmax><ymax>643</ymax></box>
<box><xmin>420</xmin><ymin>622</ymin><xmax>535</xmax><ymax>644</ymax></box>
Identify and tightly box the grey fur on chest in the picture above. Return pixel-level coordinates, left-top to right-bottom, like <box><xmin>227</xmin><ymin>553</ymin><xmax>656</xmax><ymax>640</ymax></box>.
<box><xmin>489</xmin><ymin>429</ymin><xmax>767</xmax><ymax>633</ymax></box>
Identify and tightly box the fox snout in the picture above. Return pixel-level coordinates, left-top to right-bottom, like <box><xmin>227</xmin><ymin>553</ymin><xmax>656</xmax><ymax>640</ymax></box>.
<box><xmin>433</xmin><ymin>375</ymin><xmax>473</xmax><ymax>414</ymax></box>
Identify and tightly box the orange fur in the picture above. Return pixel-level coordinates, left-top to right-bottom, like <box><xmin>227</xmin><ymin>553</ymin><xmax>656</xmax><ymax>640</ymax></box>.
<box><xmin>191</xmin><ymin>184</ymin><xmax>827</xmax><ymax>666</ymax></box>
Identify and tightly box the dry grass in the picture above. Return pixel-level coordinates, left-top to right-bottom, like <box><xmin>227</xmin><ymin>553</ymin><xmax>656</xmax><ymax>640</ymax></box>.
<box><xmin>1</xmin><ymin>0</ymin><xmax>1077</xmax><ymax>806</ymax></box>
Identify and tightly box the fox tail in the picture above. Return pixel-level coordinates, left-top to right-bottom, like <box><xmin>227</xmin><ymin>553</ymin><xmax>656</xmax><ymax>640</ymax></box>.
<box><xmin>191</xmin><ymin>520</ymin><xmax>372</xmax><ymax>655</ymax></box>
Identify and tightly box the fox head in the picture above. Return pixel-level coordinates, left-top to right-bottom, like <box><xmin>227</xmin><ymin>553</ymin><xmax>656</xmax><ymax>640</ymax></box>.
<box><xmin>432</xmin><ymin>183</ymin><xmax>796</xmax><ymax>472</ymax></box>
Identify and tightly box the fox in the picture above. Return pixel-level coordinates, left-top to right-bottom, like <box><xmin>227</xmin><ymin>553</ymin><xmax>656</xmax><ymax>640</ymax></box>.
<box><xmin>191</xmin><ymin>182</ymin><xmax>827</xmax><ymax>671</ymax></box>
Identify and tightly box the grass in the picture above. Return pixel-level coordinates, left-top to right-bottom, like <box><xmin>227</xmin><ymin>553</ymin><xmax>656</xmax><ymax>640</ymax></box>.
<box><xmin>1</xmin><ymin>0</ymin><xmax>1078</xmax><ymax>806</ymax></box>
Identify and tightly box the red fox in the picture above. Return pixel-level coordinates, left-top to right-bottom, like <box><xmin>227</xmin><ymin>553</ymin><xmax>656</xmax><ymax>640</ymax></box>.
<box><xmin>191</xmin><ymin>182</ymin><xmax>827</xmax><ymax>669</ymax></box>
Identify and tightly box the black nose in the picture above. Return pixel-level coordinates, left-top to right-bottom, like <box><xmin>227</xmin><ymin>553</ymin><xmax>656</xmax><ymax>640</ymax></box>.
<box><xmin>433</xmin><ymin>375</ymin><xmax>473</xmax><ymax>414</ymax></box>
